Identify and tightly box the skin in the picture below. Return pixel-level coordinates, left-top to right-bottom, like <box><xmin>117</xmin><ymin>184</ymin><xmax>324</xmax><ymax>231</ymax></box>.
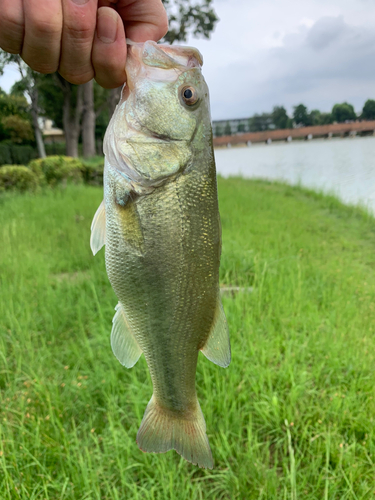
<box><xmin>0</xmin><ymin>0</ymin><xmax>168</xmax><ymax>88</ymax></box>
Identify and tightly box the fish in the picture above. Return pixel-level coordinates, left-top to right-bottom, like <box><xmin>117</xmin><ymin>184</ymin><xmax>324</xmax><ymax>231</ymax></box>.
<box><xmin>90</xmin><ymin>40</ymin><xmax>230</xmax><ymax>469</ymax></box>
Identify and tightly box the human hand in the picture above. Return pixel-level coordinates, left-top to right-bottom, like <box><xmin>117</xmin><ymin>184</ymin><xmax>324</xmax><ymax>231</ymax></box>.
<box><xmin>0</xmin><ymin>0</ymin><xmax>168</xmax><ymax>88</ymax></box>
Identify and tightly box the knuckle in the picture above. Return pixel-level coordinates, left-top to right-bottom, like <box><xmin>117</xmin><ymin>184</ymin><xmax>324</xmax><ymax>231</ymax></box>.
<box><xmin>31</xmin><ymin>18</ymin><xmax>61</xmax><ymax>38</ymax></box>
<box><xmin>94</xmin><ymin>57</ymin><xmax>119</xmax><ymax>74</ymax></box>
<box><xmin>94</xmin><ymin>76</ymin><xmax>118</xmax><ymax>90</ymax></box>
<box><xmin>0</xmin><ymin>17</ymin><xmax>24</xmax><ymax>53</ymax></box>
<box><xmin>95</xmin><ymin>71</ymin><xmax>124</xmax><ymax>89</ymax></box>
<box><xmin>93</xmin><ymin>56</ymin><xmax>125</xmax><ymax>84</ymax></box>
<box><xmin>23</xmin><ymin>58</ymin><xmax>58</xmax><ymax>75</ymax></box>
<box><xmin>64</xmin><ymin>23</ymin><xmax>94</xmax><ymax>42</ymax></box>
<box><xmin>35</xmin><ymin>64</ymin><xmax>58</xmax><ymax>75</ymax></box>
<box><xmin>60</xmin><ymin>69</ymin><xmax>94</xmax><ymax>85</ymax></box>
<box><xmin>0</xmin><ymin>41</ymin><xmax>20</xmax><ymax>54</ymax></box>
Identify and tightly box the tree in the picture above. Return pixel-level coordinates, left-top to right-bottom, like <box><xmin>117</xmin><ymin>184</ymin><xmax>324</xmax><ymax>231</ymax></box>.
<box><xmin>224</xmin><ymin>122</ymin><xmax>232</xmax><ymax>136</ymax></box>
<box><xmin>249</xmin><ymin>113</ymin><xmax>272</xmax><ymax>132</ymax></box>
<box><xmin>37</xmin><ymin>74</ymin><xmax>85</xmax><ymax>157</ymax></box>
<box><xmin>309</xmin><ymin>109</ymin><xmax>321</xmax><ymax>126</ymax></box>
<box><xmin>214</xmin><ymin>125</ymin><xmax>223</xmax><ymax>137</ymax></box>
<box><xmin>0</xmin><ymin>92</ymin><xmax>29</xmax><ymax>119</ymax></box>
<box><xmin>272</xmin><ymin>106</ymin><xmax>289</xmax><ymax>129</ymax></box>
<box><xmin>361</xmin><ymin>99</ymin><xmax>375</xmax><ymax>120</ymax></box>
<box><xmin>37</xmin><ymin>75</ymin><xmax>64</xmax><ymax>137</ymax></box>
<box><xmin>0</xmin><ymin>87</ymin><xmax>36</xmax><ymax>144</ymax></box>
<box><xmin>54</xmin><ymin>75</ymin><xmax>83</xmax><ymax>158</ymax></box>
<box><xmin>1</xmin><ymin>115</ymin><xmax>34</xmax><ymax>143</ymax></box>
<box><xmin>319</xmin><ymin>112</ymin><xmax>333</xmax><ymax>125</ymax></box>
<box><xmin>162</xmin><ymin>0</ymin><xmax>218</xmax><ymax>44</ymax></box>
<box><xmin>37</xmin><ymin>74</ymin><xmax>113</xmax><ymax>158</ymax></box>
<box><xmin>13</xmin><ymin>62</ymin><xmax>46</xmax><ymax>158</ymax></box>
<box><xmin>293</xmin><ymin>104</ymin><xmax>310</xmax><ymax>127</ymax></box>
<box><xmin>0</xmin><ymin>51</ymin><xmax>46</xmax><ymax>157</ymax></box>
<box><xmin>237</xmin><ymin>123</ymin><xmax>245</xmax><ymax>133</ymax></box>
<box><xmin>331</xmin><ymin>102</ymin><xmax>356</xmax><ymax>123</ymax></box>
<box><xmin>82</xmin><ymin>81</ymin><xmax>96</xmax><ymax>157</ymax></box>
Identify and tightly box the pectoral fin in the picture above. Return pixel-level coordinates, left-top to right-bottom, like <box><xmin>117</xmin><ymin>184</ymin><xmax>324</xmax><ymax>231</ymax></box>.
<box><xmin>118</xmin><ymin>201</ymin><xmax>145</xmax><ymax>255</ymax></box>
<box><xmin>111</xmin><ymin>303</ymin><xmax>142</xmax><ymax>368</ymax></box>
<box><xmin>201</xmin><ymin>300</ymin><xmax>231</xmax><ymax>368</ymax></box>
<box><xmin>90</xmin><ymin>200</ymin><xmax>106</xmax><ymax>255</ymax></box>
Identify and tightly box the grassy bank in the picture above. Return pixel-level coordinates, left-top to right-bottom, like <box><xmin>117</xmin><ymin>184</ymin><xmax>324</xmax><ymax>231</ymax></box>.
<box><xmin>1</xmin><ymin>179</ymin><xmax>375</xmax><ymax>499</ymax></box>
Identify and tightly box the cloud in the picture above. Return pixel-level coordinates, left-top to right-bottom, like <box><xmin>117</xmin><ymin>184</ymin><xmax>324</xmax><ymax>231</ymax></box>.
<box><xmin>306</xmin><ymin>16</ymin><xmax>347</xmax><ymax>50</ymax></box>
<box><xmin>202</xmin><ymin>11</ymin><xmax>375</xmax><ymax>119</ymax></box>
<box><xmin>269</xmin><ymin>17</ymin><xmax>375</xmax><ymax>87</ymax></box>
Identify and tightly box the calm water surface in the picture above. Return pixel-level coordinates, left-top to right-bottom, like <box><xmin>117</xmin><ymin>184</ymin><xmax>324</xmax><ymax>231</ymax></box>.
<box><xmin>214</xmin><ymin>136</ymin><xmax>375</xmax><ymax>213</ymax></box>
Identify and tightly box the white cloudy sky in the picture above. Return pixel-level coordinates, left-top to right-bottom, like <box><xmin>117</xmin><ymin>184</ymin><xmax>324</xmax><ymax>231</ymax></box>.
<box><xmin>1</xmin><ymin>0</ymin><xmax>375</xmax><ymax>120</ymax></box>
<box><xmin>188</xmin><ymin>0</ymin><xmax>375</xmax><ymax>119</ymax></box>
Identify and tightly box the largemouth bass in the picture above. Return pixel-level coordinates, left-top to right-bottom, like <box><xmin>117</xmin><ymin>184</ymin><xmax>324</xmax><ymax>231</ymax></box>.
<box><xmin>90</xmin><ymin>40</ymin><xmax>230</xmax><ymax>469</ymax></box>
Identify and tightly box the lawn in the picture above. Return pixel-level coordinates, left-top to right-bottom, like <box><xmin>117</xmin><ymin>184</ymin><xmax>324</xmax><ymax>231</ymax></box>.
<box><xmin>1</xmin><ymin>179</ymin><xmax>375</xmax><ymax>499</ymax></box>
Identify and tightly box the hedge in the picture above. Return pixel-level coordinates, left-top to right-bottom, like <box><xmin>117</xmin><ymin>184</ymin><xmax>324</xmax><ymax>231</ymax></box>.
<box><xmin>0</xmin><ymin>155</ymin><xmax>105</xmax><ymax>193</ymax></box>
<box><xmin>0</xmin><ymin>143</ymin><xmax>37</xmax><ymax>166</ymax></box>
<box><xmin>80</xmin><ymin>161</ymin><xmax>104</xmax><ymax>186</ymax></box>
<box><xmin>0</xmin><ymin>166</ymin><xmax>39</xmax><ymax>192</ymax></box>
<box><xmin>28</xmin><ymin>156</ymin><xmax>83</xmax><ymax>186</ymax></box>
<box><xmin>45</xmin><ymin>143</ymin><xmax>68</xmax><ymax>157</ymax></box>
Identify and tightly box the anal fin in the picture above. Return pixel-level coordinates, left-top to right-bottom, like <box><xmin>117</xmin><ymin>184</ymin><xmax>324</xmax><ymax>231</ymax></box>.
<box><xmin>90</xmin><ymin>200</ymin><xmax>106</xmax><ymax>255</ymax></box>
<box><xmin>111</xmin><ymin>303</ymin><xmax>142</xmax><ymax>368</ymax></box>
<box><xmin>201</xmin><ymin>300</ymin><xmax>231</xmax><ymax>368</ymax></box>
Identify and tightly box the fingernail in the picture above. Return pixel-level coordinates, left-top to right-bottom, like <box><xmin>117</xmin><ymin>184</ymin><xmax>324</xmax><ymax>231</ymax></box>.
<box><xmin>97</xmin><ymin>8</ymin><xmax>118</xmax><ymax>44</ymax></box>
<box><xmin>71</xmin><ymin>0</ymin><xmax>90</xmax><ymax>5</ymax></box>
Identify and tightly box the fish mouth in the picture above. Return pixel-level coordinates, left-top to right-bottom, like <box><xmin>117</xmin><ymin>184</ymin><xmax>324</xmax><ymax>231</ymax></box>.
<box><xmin>125</xmin><ymin>40</ymin><xmax>203</xmax><ymax>89</ymax></box>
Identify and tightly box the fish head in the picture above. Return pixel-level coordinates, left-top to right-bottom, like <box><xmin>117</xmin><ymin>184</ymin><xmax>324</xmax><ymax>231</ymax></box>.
<box><xmin>104</xmin><ymin>41</ymin><xmax>211</xmax><ymax>188</ymax></box>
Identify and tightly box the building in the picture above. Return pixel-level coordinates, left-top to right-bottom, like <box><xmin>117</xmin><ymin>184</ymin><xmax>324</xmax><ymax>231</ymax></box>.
<box><xmin>42</xmin><ymin>119</ymin><xmax>65</xmax><ymax>144</ymax></box>
<box><xmin>212</xmin><ymin>118</ymin><xmax>250</xmax><ymax>137</ymax></box>
<box><xmin>212</xmin><ymin>116</ymin><xmax>276</xmax><ymax>137</ymax></box>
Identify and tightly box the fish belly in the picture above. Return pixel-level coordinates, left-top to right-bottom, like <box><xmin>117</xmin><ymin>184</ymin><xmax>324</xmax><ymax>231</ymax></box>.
<box><xmin>105</xmin><ymin>163</ymin><xmax>220</xmax><ymax>415</ymax></box>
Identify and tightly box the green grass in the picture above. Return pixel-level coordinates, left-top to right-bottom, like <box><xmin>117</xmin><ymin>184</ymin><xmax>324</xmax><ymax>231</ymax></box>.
<box><xmin>1</xmin><ymin>179</ymin><xmax>375</xmax><ymax>499</ymax></box>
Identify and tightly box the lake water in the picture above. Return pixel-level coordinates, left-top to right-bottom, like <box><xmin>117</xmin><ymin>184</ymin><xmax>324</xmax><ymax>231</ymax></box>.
<box><xmin>214</xmin><ymin>136</ymin><xmax>375</xmax><ymax>214</ymax></box>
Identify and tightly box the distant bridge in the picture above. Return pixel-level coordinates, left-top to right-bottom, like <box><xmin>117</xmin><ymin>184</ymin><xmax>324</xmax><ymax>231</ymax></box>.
<box><xmin>213</xmin><ymin>121</ymin><xmax>375</xmax><ymax>147</ymax></box>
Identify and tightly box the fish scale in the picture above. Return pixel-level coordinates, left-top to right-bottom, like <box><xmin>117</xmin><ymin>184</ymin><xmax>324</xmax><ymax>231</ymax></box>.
<box><xmin>90</xmin><ymin>40</ymin><xmax>230</xmax><ymax>469</ymax></box>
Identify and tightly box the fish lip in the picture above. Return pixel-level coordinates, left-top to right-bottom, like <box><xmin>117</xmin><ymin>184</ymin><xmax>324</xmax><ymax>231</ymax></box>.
<box><xmin>126</xmin><ymin>39</ymin><xmax>203</xmax><ymax>68</ymax></box>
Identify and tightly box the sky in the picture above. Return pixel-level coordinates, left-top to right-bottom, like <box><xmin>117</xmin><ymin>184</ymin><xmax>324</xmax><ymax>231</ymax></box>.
<box><xmin>1</xmin><ymin>0</ymin><xmax>375</xmax><ymax>121</ymax></box>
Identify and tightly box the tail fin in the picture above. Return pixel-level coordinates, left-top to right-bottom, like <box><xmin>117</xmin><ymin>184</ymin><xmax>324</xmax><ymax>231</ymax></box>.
<box><xmin>136</xmin><ymin>396</ymin><xmax>213</xmax><ymax>469</ymax></box>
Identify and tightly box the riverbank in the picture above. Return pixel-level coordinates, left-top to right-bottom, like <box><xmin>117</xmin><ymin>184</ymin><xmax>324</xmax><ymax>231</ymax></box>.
<box><xmin>215</xmin><ymin>136</ymin><xmax>375</xmax><ymax>215</ymax></box>
<box><xmin>1</xmin><ymin>180</ymin><xmax>375</xmax><ymax>498</ymax></box>
<box><xmin>213</xmin><ymin>120</ymin><xmax>375</xmax><ymax>147</ymax></box>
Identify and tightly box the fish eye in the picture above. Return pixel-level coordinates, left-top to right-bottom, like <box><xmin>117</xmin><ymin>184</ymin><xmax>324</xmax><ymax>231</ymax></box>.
<box><xmin>182</xmin><ymin>86</ymin><xmax>199</xmax><ymax>106</ymax></box>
